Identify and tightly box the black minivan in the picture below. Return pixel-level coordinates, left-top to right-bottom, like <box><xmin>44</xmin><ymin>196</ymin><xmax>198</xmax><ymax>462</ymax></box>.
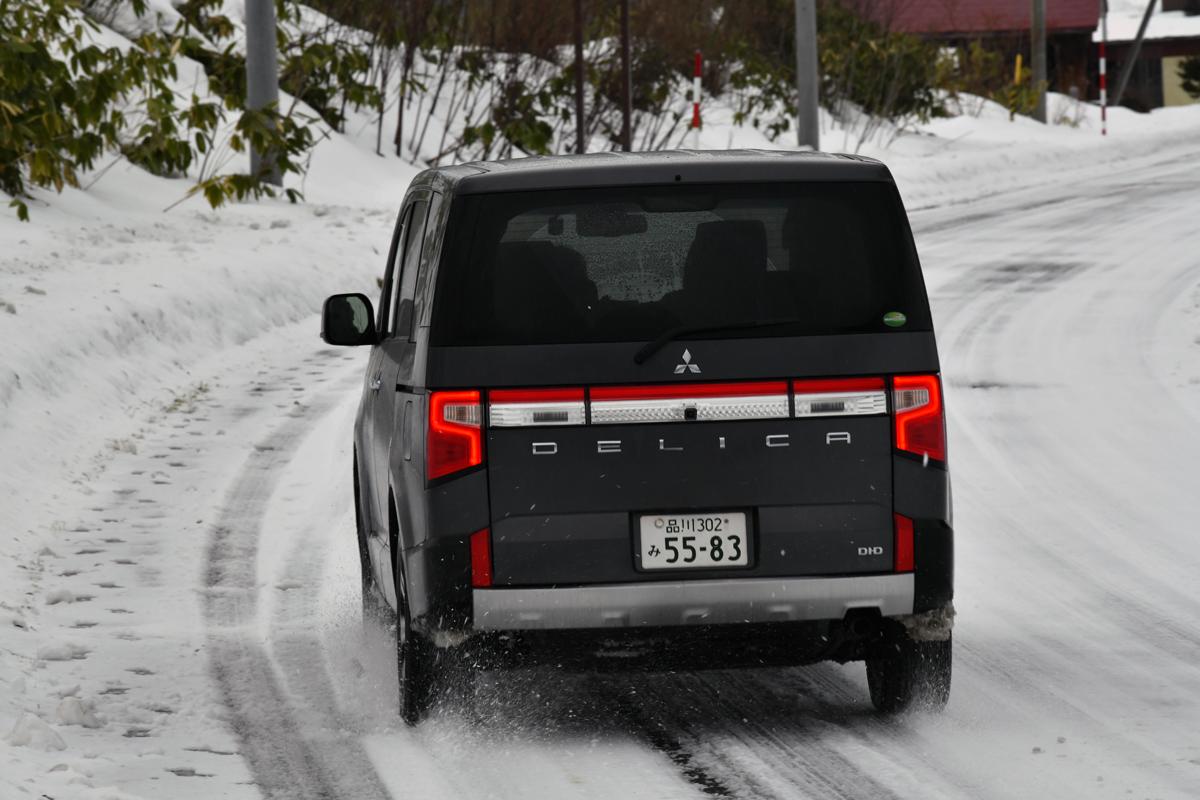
<box><xmin>321</xmin><ymin>150</ymin><xmax>953</xmax><ymax>724</ymax></box>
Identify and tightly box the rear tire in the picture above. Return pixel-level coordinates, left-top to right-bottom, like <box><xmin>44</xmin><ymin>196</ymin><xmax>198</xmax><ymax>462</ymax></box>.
<box><xmin>396</xmin><ymin>571</ymin><xmax>437</xmax><ymax>726</ymax></box>
<box><xmin>354</xmin><ymin>462</ymin><xmax>386</xmax><ymax>628</ymax></box>
<box><xmin>866</xmin><ymin>631</ymin><xmax>952</xmax><ymax>714</ymax></box>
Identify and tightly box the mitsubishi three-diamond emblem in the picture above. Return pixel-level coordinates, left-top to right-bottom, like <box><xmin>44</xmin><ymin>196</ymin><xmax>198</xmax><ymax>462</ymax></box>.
<box><xmin>674</xmin><ymin>348</ymin><xmax>701</xmax><ymax>374</ymax></box>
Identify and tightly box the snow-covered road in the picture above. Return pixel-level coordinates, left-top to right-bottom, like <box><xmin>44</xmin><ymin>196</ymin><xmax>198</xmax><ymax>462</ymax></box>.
<box><xmin>5</xmin><ymin>149</ymin><xmax>1199</xmax><ymax>799</ymax></box>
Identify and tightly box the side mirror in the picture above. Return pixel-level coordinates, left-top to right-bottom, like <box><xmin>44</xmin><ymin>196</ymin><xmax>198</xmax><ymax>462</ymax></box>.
<box><xmin>321</xmin><ymin>293</ymin><xmax>376</xmax><ymax>346</ymax></box>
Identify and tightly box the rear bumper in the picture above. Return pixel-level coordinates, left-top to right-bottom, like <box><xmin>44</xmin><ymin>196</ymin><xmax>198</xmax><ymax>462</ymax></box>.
<box><xmin>473</xmin><ymin>573</ymin><xmax>914</xmax><ymax>631</ymax></box>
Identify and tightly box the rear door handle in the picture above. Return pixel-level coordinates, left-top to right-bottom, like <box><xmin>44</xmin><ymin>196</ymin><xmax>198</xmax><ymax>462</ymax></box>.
<box><xmin>369</xmin><ymin>372</ymin><xmax>382</xmax><ymax>392</ymax></box>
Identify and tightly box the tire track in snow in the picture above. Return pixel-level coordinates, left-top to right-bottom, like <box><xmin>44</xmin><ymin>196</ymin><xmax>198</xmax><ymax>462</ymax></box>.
<box><xmin>202</xmin><ymin>361</ymin><xmax>389</xmax><ymax>800</ymax></box>
<box><xmin>595</xmin><ymin>682</ymin><xmax>737</xmax><ymax>798</ymax></box>
<box><xmin>264</xmin><ymin>384</ymin><xmax>398</xmax><ymax>795</ymax></box>
<box><xmin>597</xmin><ymin>671</ymin><xmax>913</xmax><ymax>800</ymax></box>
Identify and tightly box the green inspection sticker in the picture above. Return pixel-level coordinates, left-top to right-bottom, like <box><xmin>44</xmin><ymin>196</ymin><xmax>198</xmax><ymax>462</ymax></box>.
<box><xmin>883</xmin><ymin>311</ymin><xmax>907</xmax><ymax>328</ymax></box>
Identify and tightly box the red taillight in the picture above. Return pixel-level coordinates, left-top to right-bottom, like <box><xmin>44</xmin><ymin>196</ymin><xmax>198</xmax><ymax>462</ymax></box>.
<box><xmin>490</xmin><ymin>388</ymin><xmax>585</xmax><ymax>403</ymax></box>
<box><xmin>469</xmin><ymin>528</ymin><xmax>492</xmax><ymax>588</ymax></box>
<box><xmin>793</xmin><ymin>377</ymin><xmax>885</xmax><ymax>393</ymax></box>
<box><xmin>428</xmin><ymin>390</ymin><xmax>483</xmax><ymax>480</ymax></box>
<box><xmin>893</xmin><ymin>374</ymin><xmax>946</xmax><ymax>462</ymax></box>
<box><xmin>894</xmin><ymin>513</ymin><xmax>914</xmax><ymax>573</ymax></box>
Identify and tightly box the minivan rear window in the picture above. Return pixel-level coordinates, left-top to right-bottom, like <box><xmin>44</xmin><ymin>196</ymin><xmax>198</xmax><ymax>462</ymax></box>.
<box><xmin>431</xmin><ymin>182</ymin><xmax>931</xmax><ymax>346</ymax></box>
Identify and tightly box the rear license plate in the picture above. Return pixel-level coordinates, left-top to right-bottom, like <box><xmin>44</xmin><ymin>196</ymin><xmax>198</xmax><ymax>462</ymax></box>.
<box><xmin>638</xmin><ymin>512</ymin><xmax>750</xmax><ymax>570</ymax></box>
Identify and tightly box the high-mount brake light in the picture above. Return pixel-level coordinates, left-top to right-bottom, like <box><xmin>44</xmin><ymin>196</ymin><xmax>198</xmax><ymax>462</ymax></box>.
<box><xmin>427</xmin><ymin>390</ymin><xmax>483</xmax><ymax>480</ymax></box>
<box><xmin>469</xmin><ymin>528</ymin><xmax>492</xmax><ymax>588</ymax></box>
<box><xmin>792</xmin><ymin>377</ymin><xmax>887</xmax><ymax>418</ymax></box>
<box><xmin>894</xmin><ymin>513</ymin><xmax>914</xmax><ymax>573</ymax></box>
<box><xmin>489</xmin><ymin>388</ymin><xmax>586</xmax><ymax>427</ymax></box>
<box><xmin>590</xmin><ymin>381</ymin><xmax>788</xmax><ymax>425</ymax></box>
<box><xmin>892</xmin><ymin>374</ymin><xmax>946</xmax><ymax>462</ymax></box>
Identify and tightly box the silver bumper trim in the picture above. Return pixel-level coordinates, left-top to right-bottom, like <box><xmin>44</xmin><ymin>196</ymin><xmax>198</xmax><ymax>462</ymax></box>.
<box><xmin>473</xmin><ymin>574</ymin><xmax>914</xmax><ymax>631</ymax></box>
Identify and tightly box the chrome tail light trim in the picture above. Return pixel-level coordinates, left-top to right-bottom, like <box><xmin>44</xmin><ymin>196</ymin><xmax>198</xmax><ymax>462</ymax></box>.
<box><xmin>591</xmin><ymin>394</ymin><xmax>789</xmax><ymax>425</ymax></box>
<box><xmin>793</xmin><ymin>390</ymin><xmax>888</xmax><ymax>418</ymax></box>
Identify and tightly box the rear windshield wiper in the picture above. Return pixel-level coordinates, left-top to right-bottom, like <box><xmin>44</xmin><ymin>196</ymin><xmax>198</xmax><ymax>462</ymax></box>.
<box><xmin>633</xmin><ymin>319</ymin><xmax>809</xmax><ymax>365</ymax></box>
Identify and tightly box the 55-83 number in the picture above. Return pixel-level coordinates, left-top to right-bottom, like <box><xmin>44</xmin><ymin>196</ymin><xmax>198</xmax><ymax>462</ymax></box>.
<box><xmin>662</xmin><ymin>534</ymin><xmax>742</xmax><ymax>564</ymax></box>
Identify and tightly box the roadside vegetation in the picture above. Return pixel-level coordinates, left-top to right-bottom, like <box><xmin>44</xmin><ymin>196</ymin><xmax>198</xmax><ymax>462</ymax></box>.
<box><xmin>1</xmin><ymin>0</ymin><xmax>1079</xmax><ymax>219</ymax></box>
<box><xmin>1</xmin><ymin>0</ymin><xmax>374</xmax><ymax>217</ymax></box>
<box><xmin>1179</xmin><ymin>54</ymin><xmax>1200</xmax><ymax>100</ymax></box>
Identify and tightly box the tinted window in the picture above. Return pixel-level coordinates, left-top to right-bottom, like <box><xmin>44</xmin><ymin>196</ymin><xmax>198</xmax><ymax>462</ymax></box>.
<box><xmin>377</xmin><ymin>208</ymin><xmax>407</xmax><ymax>334</ymax></box>
<box><xmin>391</xmin><ymin>199</ymin><xmax>429</xmax><ymax>339</ymax></box>
<box><xmin>432</xmin><ymin>182</ymin><xmax>930</xmax><ymax>346</ymax></box>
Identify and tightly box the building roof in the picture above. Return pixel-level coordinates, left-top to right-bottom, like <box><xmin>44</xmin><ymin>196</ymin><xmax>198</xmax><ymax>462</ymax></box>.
<box><xmin>867</xmin><ymin>0</ymin><xmax>1099</xmax><ymax>36</ymax></box>
<box><xmin>417</xmin><ymin>150</ymin><xmax>894</xmax><ymax>195</ymax></box>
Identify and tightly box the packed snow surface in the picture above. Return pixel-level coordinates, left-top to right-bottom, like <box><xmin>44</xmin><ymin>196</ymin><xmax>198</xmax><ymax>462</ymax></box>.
<box><xmin>3</xmin><ymin>9</ymin><xmax>1200</xmax><ymax>799</ymax></box>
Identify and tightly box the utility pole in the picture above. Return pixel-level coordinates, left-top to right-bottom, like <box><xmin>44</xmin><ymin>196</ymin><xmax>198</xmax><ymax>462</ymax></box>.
<box><xmin>794</xmin><ymin>0</ymin><xmax>819</xmax><ymax>150</ymax></box>
<box><xmin>574</xmin><ymin>0</ymin><xmax>586</xmax><ymax>154</ymax></box>
<box><xmin>1113</xmin><ymin>0</ymin><xmax>1158</xmax><ymax>108</ymax></box>
<box><xmin>1099</xmin><ymin>0</ymin><xmax>1108</xmax><ymax>135</ymax></box>
<box><xmin>691</xmin><ymin>50</ymin><xmax>702</xmax><ymax>150</ymax></box>
<box><xmin>1031</xmin><ymin>0</ymin><xmax>1047</xmax><ymax>122</ymax></box>
<box><xmin>244</xmin><ymin>0</ymin><xmax>281</xmax><ymax>185</ymax></box>
<box><xmin>620</xmin><ymin>0</ymin><xmax>632</xmax><ymax>152</ymax></box>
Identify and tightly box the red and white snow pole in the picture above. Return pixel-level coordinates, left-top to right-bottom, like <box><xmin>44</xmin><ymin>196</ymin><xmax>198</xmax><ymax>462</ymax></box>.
<box><xmin>691</xmin><ymin>50</ymin><xmax>702</xmax><ymax>149</ymax></box>
<box><xmin>1100</xmin><ymin>3</ymin><xmax>1108</xmax><ymax>136</ymax></box>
